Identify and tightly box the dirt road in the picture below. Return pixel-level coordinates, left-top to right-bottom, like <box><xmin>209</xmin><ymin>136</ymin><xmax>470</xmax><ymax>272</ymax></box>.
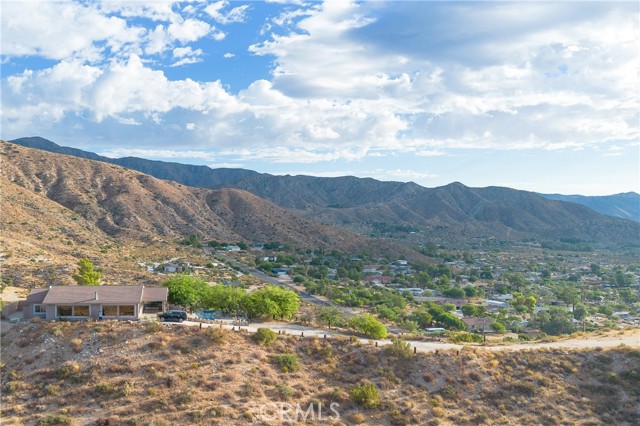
<box><xmin>177</xmin><ymin>320</ymin><xmax>640</xmax><ymax>353</ymax></box>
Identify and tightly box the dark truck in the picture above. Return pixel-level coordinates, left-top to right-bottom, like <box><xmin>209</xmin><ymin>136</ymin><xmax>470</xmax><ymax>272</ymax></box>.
<box><xmin>157</xmin><ymin>310</ymin><xmax>188</xmax><ymax>322</ymax></box>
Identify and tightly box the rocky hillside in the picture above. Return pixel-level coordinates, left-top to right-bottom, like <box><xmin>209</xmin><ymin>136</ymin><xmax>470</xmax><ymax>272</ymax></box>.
<box><xmin>0</xmin><ymin>142</ymin><xmax>370</xmax><ymax>249</ymax></box>
<box><xmin>1</xmin><ymin>321</ymin><xmax>639</xmax><ymax>426</ymax></box>
<box><xmin>10</xmin><ymin>137</ymin><xmax>640</xmax><ymax>246</ymax></box>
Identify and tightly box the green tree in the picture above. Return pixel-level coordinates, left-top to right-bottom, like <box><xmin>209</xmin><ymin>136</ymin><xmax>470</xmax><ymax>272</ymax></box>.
<box><xmin>557</xmin><ymin>285</ymin><xmax>580</xmax><ymax>310</ymax></box>
<box><xmin>490</xmin><ymin>321</ymin><xmax>506</xmax><ymax>334</ymax></box>
<box><xmin>181</xmin><ymin>234</ymin><xmax>202</xmax><ymax>248</ymax></box>
<box><xmin>512</xmin><ymin>293</ymin><xmax>537</xmax><ymax>314</ymax></box>
<box><xmin>205</xmin><ymin>285</ymin><xmax>246</xmax><ymax>315</ymax></box>
<box><xmin>443</xmin><ymin>286</ymin><xmax>465</xmax><ymax>298</ymax></box>
<box><xmin>409</xmin><ymin>310</ymin><xmax>433</xmax><ymax>328</ymax></box>
<box><xmin>436</xmin><ymin>312</ymin><xmax>466</xmax><ymax>330</ymax></box>
<box><xmin>463</xmin><ymin>285</ymin><xmax>478</xmax><ymax>297</ymax></box>
<box><xmin>532</xmin><ymin>307</ymin><xmax>576</xmax><ymax>335</ymax></box>
<box><xmin>573</xmin><ymin>304</ymin><xmax>588</xmax><ymax>321</ymax></box>
<box><xmin>317</xmin><ymin>306</ymin><xmax>344</xmax><ymax>329</ymax></box>
<box><xmin>504</xmin><ymin>273</ymin><xmax>526</xmax><ymax>290</ymax></box>
<box><xmin>72</xmin><ymin>258</ymin><xmax>101</xmax><ymax>286</ymax></box>
<box><xmin>162</xmin><ymin>275</ymin><xmax>209</xmax><ymax>312</ymax></box>
<box><xmin>461</xmin><ymin>304</ymin><xmax>474</xmax><ymax>317</ymax></box>
<box><xmin>243</xmin><ymin>285</ymin><xmax>300</xmax><ymax>320</ymax></box>
<box><xmin>348</xmin><ymin>313</ymin><xmax>387</xmax><ymax>339</ymax></box>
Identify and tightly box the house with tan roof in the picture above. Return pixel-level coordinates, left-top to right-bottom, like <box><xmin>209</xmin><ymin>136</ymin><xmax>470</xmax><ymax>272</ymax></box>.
<box><xmin>23</xmin><ymin>285</ymin><xmax>168</xmax><ymax>321</ymax></box>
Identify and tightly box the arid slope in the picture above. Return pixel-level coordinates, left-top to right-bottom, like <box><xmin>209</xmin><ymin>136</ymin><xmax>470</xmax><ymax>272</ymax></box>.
<box><xmin>1</xmin><ymin>321</ymin><xmax>638</xmax><ymax>426</ymax></box>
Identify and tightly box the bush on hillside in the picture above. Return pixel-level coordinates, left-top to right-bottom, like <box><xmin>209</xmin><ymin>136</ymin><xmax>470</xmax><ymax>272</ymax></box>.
<box><xmin>350</xmin><ymin>382</ymin><xmax>380</xmax><ymax>408</ymax></box>
<box><xmin>253</xmin><ymin>328</ymin><xmax>278</xmax><ymax>346</ymax></box>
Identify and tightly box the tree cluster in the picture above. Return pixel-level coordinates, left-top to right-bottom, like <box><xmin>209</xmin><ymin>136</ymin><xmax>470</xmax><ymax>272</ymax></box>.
<box><xmin>162</xmin><ymin>275</ymin><xmax>300</xmax><ymax>320</ymax></box>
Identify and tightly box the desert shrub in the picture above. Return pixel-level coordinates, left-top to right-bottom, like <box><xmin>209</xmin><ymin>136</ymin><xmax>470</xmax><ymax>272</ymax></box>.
<box><xmin>253</xmin><ymin>328</ymin><xmax>277</xmax><ymax>346</ymax></box>
<box><xmin>37</xmin><ymin>415</ymin><xmax>72</xmax><ymax>426</ymax></box>
<box><xmin>349</xmin><ymin>383</ymin><xmax>380</xmax><ymax>408</ymax></box>
<box><xmin>347</xmin><ymin>412</ymin><xmax>366</xmax><ymax>424</ymax></box>
<box><xmin>3</xmin><ymin>381</ymin><xmax>28</xmax><ymax>395</ymax></box>
<box><xmin>275</xmin><ymin>383</ymin><xmax>294</xmax><ymax>400</ymax></box>
<box><xmin>143</xmin><ymin>321</ymin><xmax>162</xmax><ymax>334</ymax></box>
<box><xmin>55</xmin><ymin>361</ymin><xmax>81</xmax><ymax>380</ymax></box>
<box><xmin>119</xmin><ymin>381</ymin><xmax>134</xmax><ymax>397</ymax></box>
<box><xmin>627</xmin><ymin>349</ymin><xmax>640</xmax><ymax>358</ymax></box>
<box><xmin>272</xmin><ymin>354</ymin><xmax>299</xmax><ymax>372</ymax></box>
<box><xmin>174</xmin><ymin>389</ymin><xmax>192</xmax><ymax>406</ymax></box>
<box><xmin>449</xmin><ymin>332</ymin><xmax>483</xmax><ymax>343</ymax></box>
<box><xmin>206</xmin><ymin>327</ymin><xmax>227</xmax><ymax>344</ymax></box>
<box><xmin>509</xmin><ymin>380</ymin><xmax>536</xmax><ymax>397</ymax></box>
<box><xmin>384</xmin><ymin>339</ymin><xmax>413</xmax><ymax>359</ymax></box>
<box><xmin>52</xmin><ymin>324</ymin><xmax>66</xmax><ymax>337</ymax></box>
<box><xmin>44</xmin><ymin>384</ymin><xmax>61</xmax><ymax>396</ymax></box>
<box><xmin>70</xmin><ymin>338</ymin><xmax>83</xmax><ymax>353</ymax></box>
<box><xmin>95</xmin><ymin>382</ymin><xmax>115</xmax><ymax>395</ymax></box>
<box><xmin>438</xmin><ymin>384</ymin><xmax>459</xmax><ymax>399</ymax></box>
<box><xmin>431</xmin><ymin>406</ymin><xmax>446</xmax><ymax>418</ymax></box>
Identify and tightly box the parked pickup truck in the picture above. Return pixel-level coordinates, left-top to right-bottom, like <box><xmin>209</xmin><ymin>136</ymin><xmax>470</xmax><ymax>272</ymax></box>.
<box><xmin>157</xmin><ymin>310</ymin><xmax>187</xmax><ymax>322</ymax></box>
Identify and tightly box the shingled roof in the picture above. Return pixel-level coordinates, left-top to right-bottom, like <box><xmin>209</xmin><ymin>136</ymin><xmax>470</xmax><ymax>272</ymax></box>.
<box><xmin>32</xmin><ymin>286</ymin><xmax>168</xmax><ymax>305</ymax></box>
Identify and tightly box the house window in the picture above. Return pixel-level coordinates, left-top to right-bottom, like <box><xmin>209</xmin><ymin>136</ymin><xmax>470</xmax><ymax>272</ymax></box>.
<box><xmin>119</xmin><ymin>305</ymin><xmax>135</xmax><ymax>316</ymax></box>
<box><xmin>57</xmin><ymin>306</ymin><xmax>73</xmax><ymax>317</ymax></box>
<box><xmin>74</xmin><ymin>306</ymin><xmax>89</xmax><ymax>316</ymax></box>
<box><xmin>102</xmin><ymin>305</ymin><xmax>118</xmax><ymax>316</ymax></box>
<box><xmin>56</xmin><ymin>305</ymin><xmax>89</xmax><ymax>317</ymax></box>
<box><xmin>33</xmin><ymin>304</ymin><xmax>46</xmax><ymax>314</ymax></box>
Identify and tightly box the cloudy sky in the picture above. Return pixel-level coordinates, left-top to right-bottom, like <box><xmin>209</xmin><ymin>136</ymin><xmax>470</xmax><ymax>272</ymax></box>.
<box><xmin>2</xmin><ymin>0</ymin><xmax>638</xmax><ymax>195</ymax></box>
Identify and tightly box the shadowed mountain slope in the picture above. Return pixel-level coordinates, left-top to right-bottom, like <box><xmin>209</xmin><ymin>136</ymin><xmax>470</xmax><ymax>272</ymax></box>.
<box><xmin>543</xmin><ymin>192</ymin><xmax>640</xmax><ymax>223</ymax></box>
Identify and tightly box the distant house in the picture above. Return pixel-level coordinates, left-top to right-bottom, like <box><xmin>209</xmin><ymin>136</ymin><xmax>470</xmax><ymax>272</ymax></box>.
<box><xmin>462</xmin><ymin>317</ymin><xmax>493</xmax><ymax>332</ymax></box>
<box><xmin>163</xmin><ymin>262</ymin><xmax>190</xmax><ymax>273</ymax></box>
<box><xmin>396</xmin><ymin>288</ymin><xmax>424</xmax><ymax>296</ymax></box>
<box><xmin>23</xmin><ymin>286</ymin><xmax>168</xmax><ymax>321</ymax></box>
<box><xmin>483</xmin><ymin>300</ymin><xmax>509</xmax><ymax>309</ymax></box>
<box><xmin>363</xmin><ymin>275</ymin><xmax>393</xmax><ymax>285</ymax></box>
<box><xmin>272</xmin><ymin>267</ymin><xmax>290</xmax><ymax>276</ymax></box>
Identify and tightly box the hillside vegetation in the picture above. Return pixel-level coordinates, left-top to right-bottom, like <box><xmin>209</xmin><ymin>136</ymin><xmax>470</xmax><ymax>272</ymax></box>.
<box><xmin>1</xmin><ymin>321</ymin><xmax>639</xmax><ymax>426</ymax></box>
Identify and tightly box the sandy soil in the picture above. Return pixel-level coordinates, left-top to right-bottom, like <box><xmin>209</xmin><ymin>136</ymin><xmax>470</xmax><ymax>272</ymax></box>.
<box><xmin>0</xmin><ymin>286</ymin><xmax>29</xmax><ymax>302</ymax></box>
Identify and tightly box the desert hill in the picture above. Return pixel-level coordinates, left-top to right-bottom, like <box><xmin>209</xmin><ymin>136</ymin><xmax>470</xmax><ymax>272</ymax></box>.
<box><xmin>1</xmin><ymin>321</ymin><xmax>638</xmax><ymax>425</ymax></box>
<box><xmin>10</xmin><ymin>137</ymin><xmax>640</xmax><ymax>246</ymax></box>
<box><xmin>0</xmin><ymin>142</ymin><xmax>369</xmax><ymax>249</ymax></box>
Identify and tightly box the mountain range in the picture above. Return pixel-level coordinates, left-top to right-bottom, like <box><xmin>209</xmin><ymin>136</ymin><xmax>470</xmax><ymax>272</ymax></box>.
<box><xmin>543</xmin><ymin>192</ymin><xmax>639</xmax><ymax>223</ymax></box>
<box><xmin>0</xmin><ymin>141</ymin><xmax>424</xmax><ymax>264</ymax></box>
<box><xmin>5</xmin><ymin>137</ymin><xmax>640</xmax><ymax>249</ymax></box>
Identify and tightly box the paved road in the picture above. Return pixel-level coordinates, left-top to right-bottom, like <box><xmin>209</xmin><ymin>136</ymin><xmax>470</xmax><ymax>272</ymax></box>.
<box><xmin>177</xmin><ymin>320</ymin><xmax>640</xmax><ymax>353</ymax></box>
<box><xmin>215</xmin><ymin>253</ymin><xmax>332</xmax><ymax>307</ymax></box>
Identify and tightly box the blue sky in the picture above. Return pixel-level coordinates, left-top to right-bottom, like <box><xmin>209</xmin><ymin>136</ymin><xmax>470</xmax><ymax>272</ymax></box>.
<box><xmin>2</xmin><ymin>0</ymin><xmax>638</xmax><ymax>195</ymax></box>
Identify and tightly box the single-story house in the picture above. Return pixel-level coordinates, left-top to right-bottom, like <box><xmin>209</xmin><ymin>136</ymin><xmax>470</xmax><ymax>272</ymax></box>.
<box><xmin>462</xmin><ymin>317</ymin><xmax>494</xmax><ymax>332</ymax></box>
<box><xmin>363</xmin><ymin>275</ymin><xmax>393</xmax><ymax>285</ymax></box>
<box><xmin>23</xmin><ymin>285</ymin><xmax>168</xmax><ymax>321</ymax></box>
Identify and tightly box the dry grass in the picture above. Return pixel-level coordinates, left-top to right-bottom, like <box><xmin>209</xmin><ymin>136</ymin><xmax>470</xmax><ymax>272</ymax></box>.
<box><xmin>1</xmin><ymin>321</ymin><xmax>639</xmax><ymax>426</ymax></box>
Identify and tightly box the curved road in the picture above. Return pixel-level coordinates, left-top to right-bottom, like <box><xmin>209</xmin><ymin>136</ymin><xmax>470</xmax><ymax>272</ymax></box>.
<box><xmin>216</xmin><ymin>253</ymin><xmax>332</xmax><ymax>306</ymax></box>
